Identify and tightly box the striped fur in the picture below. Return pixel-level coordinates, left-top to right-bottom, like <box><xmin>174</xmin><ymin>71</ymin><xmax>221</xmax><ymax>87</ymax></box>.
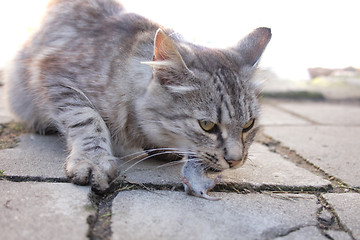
<box><xmin>4</xmin><ymin>0</ymin><xmax>271</xmax><ymax>193</ymax></box>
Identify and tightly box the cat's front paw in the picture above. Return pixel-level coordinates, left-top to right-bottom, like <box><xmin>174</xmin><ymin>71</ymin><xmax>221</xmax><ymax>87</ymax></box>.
<box><xmin>65</xmin><ymin>154</ymin><xmax>119</xmax><ymax>193</ymax></box>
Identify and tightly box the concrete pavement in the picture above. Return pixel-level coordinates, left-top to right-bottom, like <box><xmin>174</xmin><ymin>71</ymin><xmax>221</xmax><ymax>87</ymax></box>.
<box><xmin>1</xmin><ymin>84</ymin><xmax>359</xmax><ymax>240</ymax></box>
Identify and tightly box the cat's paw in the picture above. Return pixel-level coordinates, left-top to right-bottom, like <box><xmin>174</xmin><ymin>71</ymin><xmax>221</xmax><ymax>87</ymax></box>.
<box><xmin>182</xmin><ymin>174</ymin><xmax>222</xmax><ymax>201</ymax></box>
<box><xmin>65</xmin><ymin>154</ymin><xmax>119</xmax><ymax>193</ymax></box>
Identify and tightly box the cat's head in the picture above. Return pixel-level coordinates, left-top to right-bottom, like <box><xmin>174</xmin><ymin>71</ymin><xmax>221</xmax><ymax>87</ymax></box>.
<box><xmin>138</xmin><ymin>28</ymin><xmax>271</xmax><ymax>170</ymax></box>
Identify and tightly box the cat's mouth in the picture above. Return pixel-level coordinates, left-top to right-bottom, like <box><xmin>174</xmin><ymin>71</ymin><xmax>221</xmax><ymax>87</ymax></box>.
<box><xmin>228</xmin><ymin>152</ymin><xmax>248</xmax><ymax>169</ymax></box>
<box><xmin>145</xmin><ymin>148</ymin><xmax>247</xmax><ymax>171</ymax></box>
<box><xmin>201</xmin><ymin>151</ymin><xmax>248</xmax><ymax>171</ymax></box>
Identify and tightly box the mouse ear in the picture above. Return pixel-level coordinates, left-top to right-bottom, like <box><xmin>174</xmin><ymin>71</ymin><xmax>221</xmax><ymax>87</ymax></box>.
<box><xmin>234</xmin><ymin>27</ymin><xmax>272</xmax><ymax>67</ymax></box>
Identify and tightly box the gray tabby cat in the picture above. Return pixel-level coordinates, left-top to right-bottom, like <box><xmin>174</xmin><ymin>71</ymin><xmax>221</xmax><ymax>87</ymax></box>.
<box><xmin>5</xmin><ymin>0</ymin><xmax>271</xmax><ymax>200</ymax></box>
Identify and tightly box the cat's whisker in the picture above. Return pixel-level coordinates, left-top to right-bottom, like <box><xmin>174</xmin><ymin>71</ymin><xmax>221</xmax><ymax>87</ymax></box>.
<box><xmin>121</xmin><ymin>151</ymin><xmax>201</xmax><ymax>174</ymax></box>
<box><xmin>117</xmin><ymin>150</ymin><xmax>148</xmax><ymax>161</ymax></box>
<box><xmin>117</xmin><ymin>152</ymin><xmax>149</xmax><ymax>168</ymax></box>
<box><xmin>203</xmin><ymin>165</ymin><xmax>213</xmax><ymax>172</ymax></box>
<box><xmin>155</xmin><ymin>159</ymin><xmax>188</xmax><ymax>169</ymax></box>
<box><xmin>111</xmin><ymin>152</ymin><xmax>200</xmax><ymax>185</ymax></box>
<box><xmin>117</xmin><ymin>147</ymin><xmax>191</xmax><ymax>168</ymax></box>
<box><xmin>143</xmin><ymin>147</ymin><xmax>190</xmax><ymax>153</ymax></box>
<box><xmin>143</xmin><ymin>148</ymin><xmax>196</xmax><ymax>160</ymax></box>
<box><xmin>188</xmin><ymin>158</ymin><xmax>203</xmax><ymax>167</ymax></box>
<box><xmin>121</xmin><ymin>150</ymin><xmax>187</xmax><ymax>174</ymax></box>
<box><xmin>246</xmin><ymin>154</ymin><xmax>257</xmax><ymax>163</ymax></box>
<box><xmin>246</xmin><ymin>157</ymin><xmax>257</xmax><ymax>166</ymax></box>
<box><xmin>155</xmin><ymin>157</ymin><xmax>201</xmax><ymax>169</ymax></box>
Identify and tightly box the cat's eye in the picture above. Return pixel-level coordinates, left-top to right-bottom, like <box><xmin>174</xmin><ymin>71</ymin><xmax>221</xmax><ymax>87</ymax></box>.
<box><xmin>243</xmin><ymin>119</ymin><xmax>255</xmax><ymax>133</ymax></box>
<box><xmin>199</xmin><ymin>120</ymin><xmax>217</xmax><ymax>133</ymax></box>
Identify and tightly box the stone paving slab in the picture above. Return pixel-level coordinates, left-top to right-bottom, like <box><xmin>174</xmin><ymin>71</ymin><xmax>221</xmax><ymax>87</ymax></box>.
<box><xmin>260</xmin><ymin>104</ymin><xmax>312</xmax><ymax>126</ymax></box>
<box><xmin>112</xmin><ymin>190</ymin><xmax>319</xmax><ymax>240</ymax></box>
<box><xmin>262</xmin><ymin>77</ymin><xmax>360</xmax><ymax>100</ymax></box>
<box><xmin>264</xmin><ymin>126</ymin><xmax>360</xmax><ymax>187</ymax></box>
<box><xmin>208</xmin><ymin>143</ymin><xmax>330</xmax><ymax>190</ymax></box>
<box><xmin>325</xmin><ymin>230</ymin><xmax>353</xmax><ymax>240</ymax></box>
<box><xmin>323</xmin><ymin>193</ymin><xmax>360</xmax><ymax>240</ymax></box>
<box><xmin>273</xmin><ymin>226</ymin><xmax>326</xmax><ymax>240</ymax></box>
<box><xmin>0</xmin><ymin>134</ymin><xmax>67</xmax><ymax>178</ymax></box>
<box><xmin>274</xmin><ymin>102</ymin><xmax>360</xmax><ymax>125</ymax></box>
<box><xmin>119</xmin><ymin>152</ymin><xmax>183</xmax><ymax>185</ymax></box>
<box><xmin>119</xmin><ymin>143</ymin><xmax>330</xmax><ymax>190</ymax></box>
<box><xmin>0</xmin><ymin>181</ymin><xmax>91</xmax><ymax>240</ymax></box>
<box><xmin>0</xmin><ymin>133</ymin><xmax>330</xmax><ymax>191</ymax></box>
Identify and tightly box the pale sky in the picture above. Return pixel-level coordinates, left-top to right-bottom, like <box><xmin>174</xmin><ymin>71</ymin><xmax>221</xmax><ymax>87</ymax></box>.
<box><xmin>0</xmin><ymin>0</ymin><xmax>359</xmax><ymax>80</ymax></box>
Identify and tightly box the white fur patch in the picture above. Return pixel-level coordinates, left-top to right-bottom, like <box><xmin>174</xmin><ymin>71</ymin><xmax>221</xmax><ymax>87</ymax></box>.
<box><xmin>140</xmin><ymin>60</ymin><xmax>175</xmax><ymax>68</ymax></box>
<box><xmin>166</xmin><ymin>85</ymin><xmax>198</xmax><ymax>94</ymax></box>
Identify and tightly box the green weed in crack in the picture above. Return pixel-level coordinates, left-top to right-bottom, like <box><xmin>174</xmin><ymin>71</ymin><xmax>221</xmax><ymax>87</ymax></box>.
<box><xmin>87</xmin><ymin>180</ymin><xmax>139</xmax><ymax>240</ymax></box>
<box><xmin>87</xmin><ymin>191</ymin><xmax>115</xmax><ymax>240</ymax></box>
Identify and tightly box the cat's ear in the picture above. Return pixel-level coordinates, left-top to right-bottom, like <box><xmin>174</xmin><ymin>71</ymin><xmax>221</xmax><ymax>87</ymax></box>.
<box><xmin>143</xmin><ymin>29</ymin><xmax>193</xmax><ymax>90</ymax></box>
<box><xmin>141</xmin><ymin>28</ymin><xmax>188</xmax><ymax>69</ymax></box>
<box><xmin>143</xmin><ymin>28</ymin><xmax>189</xmax><ymax>71</ymax></box>
<box><xmin>235</xmin><ymin>27</ymin><xmax>271</xmax><ymax>67</ymax></box>
<box><xmin>152</xmin><ymin>29</ymin><xmax>183</xmax><ymax>63</ymax></box>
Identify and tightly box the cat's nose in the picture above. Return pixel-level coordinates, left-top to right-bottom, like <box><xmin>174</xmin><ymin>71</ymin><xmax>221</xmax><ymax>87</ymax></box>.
<box><xmin>224</xmin><ymin>145</ymin><xmax>244</xmax><ymax>168</ymax></box>
<box><xmin>224</xmin><ymin>151</ymin><xmax>243</xmax><ymax>167</ymax></box>
<box><xmin>225</xmin><ymin>155</ymin><xmax>244</xmax><ymax>168</ymax></box>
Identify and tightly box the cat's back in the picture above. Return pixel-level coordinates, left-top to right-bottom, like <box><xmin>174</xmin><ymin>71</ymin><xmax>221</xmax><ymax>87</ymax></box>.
<box><xmin>11</xmin><ymin>0</ymin><xmax>158</xmax><ymax>90</ymax></box>
<box><xmin>5</xmin><ymin>0</ymin><xmax>158</xmax><ymax>131</ymax></box>
<box><xmin>29</xmin><ymin>0</ymin><xmax>157</xmax><ymax>52</ymax></box>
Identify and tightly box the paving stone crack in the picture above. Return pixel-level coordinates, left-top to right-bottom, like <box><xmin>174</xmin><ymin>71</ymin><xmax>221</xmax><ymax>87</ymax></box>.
<box><xmin>1</xmin><ymin>175</ymin><xmax>70</xmax><ymax>183</ymax></box>
<box><xmin>85</xmin><ymin>180</ymin><xmax>328</xmax><ymax>240</ymax></box>
<box><xmin>255</xmin><ymin>129</ymin><xmax>358</xmax><ymax>239</ymax></box>
<box><xmin>87</xmin><ymin>191</ymin><xmax>117</xmax><ymax>240</ymax></box>
<box><xmin>256</xmin><ymin>131</ymin><xmax>359</xmax><ymax>193</ymax></box>
<box><xmin>261</xmin><ymin>223</ymin><xmax>318</xmax><ymax>239</ymax></box>
<box><xmin>86</xmin><ymin>181</ymin><xmax>142</xmax><ymax>240</ymax></box>
<box><xmin>122</xmin><ymin>180</ymin><xmax>332</xmax><ymax>195</ymax></box>
<box><xmin>316</xmin><ymin>194</ymin><xmax>341</xmax><ymax>239</ymax></box>
<box><xmin>265</xmin><ymin>101</ymin><xmax>320</xmax><ymax>124</ymax></box>
<box><xmin>1</xmin><ymin>129</ymin><xmax>356</xmax><ymax>239</ymax></box>
<box><xmin>318</xmin><ymin>194</ymin><xmax>357</xmax><ymax>240</ymax></box>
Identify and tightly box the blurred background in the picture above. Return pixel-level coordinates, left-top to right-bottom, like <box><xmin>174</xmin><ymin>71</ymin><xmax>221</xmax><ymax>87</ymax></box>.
<box><xmin>0</xmin><ymin>0</ymin><xmax>359</xmax><ymax>97</ymax></box>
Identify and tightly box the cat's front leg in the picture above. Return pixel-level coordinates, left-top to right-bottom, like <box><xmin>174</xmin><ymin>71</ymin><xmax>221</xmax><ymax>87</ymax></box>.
<box><xmin>54</xmin><ymin>99</ymin><xmax>119</xmax><ymax>192</ymax></box>
<box><xmin>182</xmin><ymin>156</ymin><xmax>222</xmax><ymax>201</ymax></box>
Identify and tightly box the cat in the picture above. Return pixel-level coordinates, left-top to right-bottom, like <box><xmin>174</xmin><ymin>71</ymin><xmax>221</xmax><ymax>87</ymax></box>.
<box><xmin>4</xmin><ymin>0</ymin><xmax>271</xmax><ymax>200</ymax></box>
